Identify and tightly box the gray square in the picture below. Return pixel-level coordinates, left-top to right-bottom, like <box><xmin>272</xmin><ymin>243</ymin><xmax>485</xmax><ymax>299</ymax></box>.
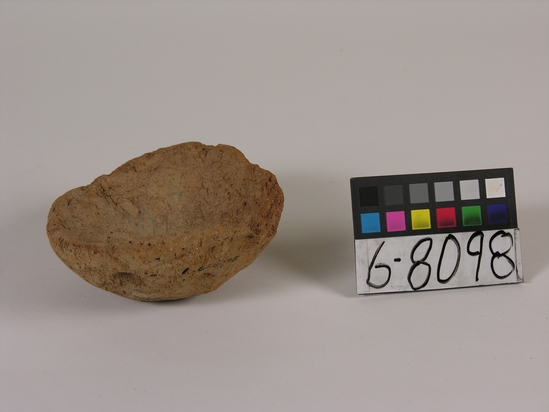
<box><xmin>384</xmin><ymin>185</ymin><xmax>404</xmax><ymax>205</ymax></box>
<box><xmin>460</xmin><ymin>179</ymin><xmax>480</xmax><ymax>200</ymax></box>
<box><xmin>485</xmin><ymin>177</ymin><xmax>506</xmax><ymax>198</ymax></box>
<box><xmin>409</xmin><ymin>183</ymin><xmax>429</xmax><ymax>203</ymax></box>
<box><xmin>435</xmin><ymin>181</ymin><xmax>454</xmax><ymax>202</ymax></box>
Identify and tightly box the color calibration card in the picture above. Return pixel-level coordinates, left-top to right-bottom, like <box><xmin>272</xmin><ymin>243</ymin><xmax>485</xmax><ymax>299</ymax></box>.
<box><xmin>350</xmin><ymin>168</ymin><xmax>523</xmax><ymax>294</ymax></box>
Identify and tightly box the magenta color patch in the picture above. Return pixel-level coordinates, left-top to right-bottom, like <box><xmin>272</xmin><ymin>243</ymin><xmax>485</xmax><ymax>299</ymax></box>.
<box><xmin>386</xmin><ymin>211</ymin><xmax>406</xmax><ymax>232</ymax></box>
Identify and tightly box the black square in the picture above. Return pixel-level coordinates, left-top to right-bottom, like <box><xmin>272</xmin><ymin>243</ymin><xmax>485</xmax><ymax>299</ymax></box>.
<box><xmin>384</xmin><ymin>185</ymin><xmax>404</xmax><ymax>205</ymax></box>
<box><xmin>359</xmin><ymin>186</ymin><xmax>378</xmax><ymax>207</ymax></box>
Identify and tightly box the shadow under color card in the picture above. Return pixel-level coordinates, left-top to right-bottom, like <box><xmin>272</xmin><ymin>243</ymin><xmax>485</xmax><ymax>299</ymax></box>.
<box><xmin>350</xmin><ymin>168</ymin><xmax>523</xmax><ymax>295</ymax></box>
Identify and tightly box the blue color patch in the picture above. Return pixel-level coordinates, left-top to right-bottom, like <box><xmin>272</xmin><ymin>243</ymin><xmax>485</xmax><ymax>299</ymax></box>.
<box><xmin>361</xmin><ymin>213</ymin><xmax>381</xmax><ymax>234</ymax></box>
<box><xmin>487</xmin><ymin>204</ymin><xmax>508</xmax><ymax>225</ymax></box>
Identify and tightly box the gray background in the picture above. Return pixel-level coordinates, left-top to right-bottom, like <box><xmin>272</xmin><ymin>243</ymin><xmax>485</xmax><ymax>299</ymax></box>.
<box><xmin>1</xmin><ymin>1</ymin><xmax>548</xmax><ymax>411</ymax></box>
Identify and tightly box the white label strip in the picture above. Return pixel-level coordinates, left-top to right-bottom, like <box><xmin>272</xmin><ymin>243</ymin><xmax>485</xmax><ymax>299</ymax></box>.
<box><xmin>355</xmin><ymin>229</ymin><xmax>523</xmax><ymax>294</ymax></box>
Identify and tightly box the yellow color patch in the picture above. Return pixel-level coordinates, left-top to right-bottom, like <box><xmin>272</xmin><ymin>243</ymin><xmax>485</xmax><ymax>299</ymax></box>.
<box><xmin>411</xmin><ymin>209</ymin><xmax>431</xmax><ymax>230</ymax></box>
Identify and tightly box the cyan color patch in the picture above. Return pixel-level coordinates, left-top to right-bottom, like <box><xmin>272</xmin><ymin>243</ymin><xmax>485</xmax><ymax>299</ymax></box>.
<box><xmin>361</xmin><ymin>213</ymin><xmax>381</xmax><ymax>234</ymax></box>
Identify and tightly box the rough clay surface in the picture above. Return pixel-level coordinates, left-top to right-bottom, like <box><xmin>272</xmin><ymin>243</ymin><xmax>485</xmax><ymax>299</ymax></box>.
<box><xmin>46</xmin><ymin>142</ymin><xmax>284</xmax><ymax>301</ymax></box>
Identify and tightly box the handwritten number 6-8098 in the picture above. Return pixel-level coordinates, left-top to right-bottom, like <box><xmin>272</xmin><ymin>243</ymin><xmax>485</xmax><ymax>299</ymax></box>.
<box><xmin>366</xmin><ymin>230</ymin><xmax>516</xmax><ymax>291</ymax></box>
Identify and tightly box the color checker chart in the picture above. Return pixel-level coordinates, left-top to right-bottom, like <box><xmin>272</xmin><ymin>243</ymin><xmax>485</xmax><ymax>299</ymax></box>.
<box><xmin>350</xmin><ymin>168</ymin><xmax>523</xmax><ymax>294</ymax></box>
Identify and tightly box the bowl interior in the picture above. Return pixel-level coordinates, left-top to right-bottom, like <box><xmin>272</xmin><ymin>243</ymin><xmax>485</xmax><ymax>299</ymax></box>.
<box><xmin>51</xmin><ymin>144</ymin><xmax>279</xmax><ymax>245</ymax></box>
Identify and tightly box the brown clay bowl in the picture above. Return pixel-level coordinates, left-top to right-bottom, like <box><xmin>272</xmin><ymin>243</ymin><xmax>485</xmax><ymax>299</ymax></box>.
<box><xmin>46</xmin><ymin>142</ymin><xmax>284</xmax><ymax>301</ymax></box>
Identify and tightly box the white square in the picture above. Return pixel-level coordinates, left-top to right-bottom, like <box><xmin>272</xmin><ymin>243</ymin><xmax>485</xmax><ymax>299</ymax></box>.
<box><xmin>485</xmin><ymin>177</ymin><xmax>506</xmax><ymax>198</ymax></box>
<box><xmin>459</xmin><ymin>179</ymin><xmax>480</xmax><ymax>200</ymax></box>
